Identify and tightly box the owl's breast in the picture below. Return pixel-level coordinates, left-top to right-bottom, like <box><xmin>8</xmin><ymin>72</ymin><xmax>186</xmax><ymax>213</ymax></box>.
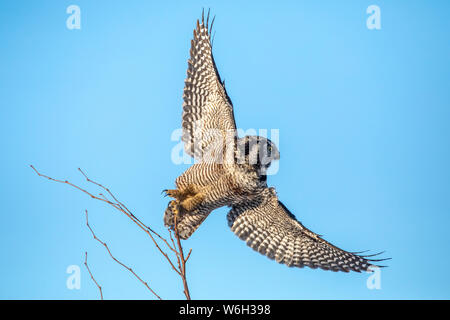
<box><xmin>228</xmin><ymin>163</ymin><xmax>267</xmax><ymax>197</ymax></box>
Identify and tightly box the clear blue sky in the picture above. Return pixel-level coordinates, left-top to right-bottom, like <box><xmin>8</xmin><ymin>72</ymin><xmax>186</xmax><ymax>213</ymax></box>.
<box><xmin>1</xmin><ymin>0</ymin><xmax>449</xmax><ymax>299</ymax></box>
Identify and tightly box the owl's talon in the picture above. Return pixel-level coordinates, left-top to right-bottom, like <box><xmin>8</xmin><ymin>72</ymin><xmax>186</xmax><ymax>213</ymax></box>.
<box><xmin>163</xmin><ymin>185</ymin><xmax>204</xmax><ymax>212</ymax></box>
<box><xmin>169</xmin><ymin>200</ymin><xmax>179</xmax><ymax>216</ymax></box>
<box><xmin>164</xmin><ymin>200</ymin><xmax>182</xmax><ymax>228</ymax></box>
<box><xmin>164</xmin><ymin>189</ymin><xmax>182</xmax><ymax>199</ymax></box>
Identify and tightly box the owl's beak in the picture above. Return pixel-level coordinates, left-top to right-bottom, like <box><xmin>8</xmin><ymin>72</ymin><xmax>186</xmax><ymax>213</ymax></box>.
<box><xmin>273</xmin><ymin>149</ymin><xmax>280</xmax><ymax>161</ymax></box>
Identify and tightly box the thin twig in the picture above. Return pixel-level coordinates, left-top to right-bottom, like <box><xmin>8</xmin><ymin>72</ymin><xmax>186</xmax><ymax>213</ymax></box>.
<box><xmin>85</xmin><ymin>210</ymin><xmax>161</xmax><ymax>300</ymax></box>
<box><xmin>30</xmin><ymin>165</ymin><xmax>181</xmax><ymax>275</ymax></box>
<box><xmin>169</xmin><ymin>229</ymin><xmax>182</xmax><ymax>271</ymax></box>
<box><xmin>84</xmin><ymin>252</ymin><xmax>103</xmax><ymax>300</ymax></box>
<box><xmin>31</xmin><ymin>165</ymin><xmax>193</xmax><ymax>299</ymax></box>
<box><xmin>174</xmin><ymin>214</ymin><xmax>191</xmax><ymax>300</ymax></box>
<box><xmin>185</xmin><ymin>249</ymin><xmax>193</xmax><ymax>262</ymax></box>
<box><xmin>78</xmin><ymin>168</ymin><xmax>182</xmax><ymax>271</ymax></box>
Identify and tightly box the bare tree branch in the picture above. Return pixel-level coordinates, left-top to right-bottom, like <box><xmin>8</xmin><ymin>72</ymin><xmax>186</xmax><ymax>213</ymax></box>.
<box><xmin>174</xmin><ymin>214</ymin><xmax>191</xmax><ymax>300</ymax></box>
<box><xmin>185</xmin><ymin>248</ymin><xmax>193</xmax><ymax>262</ymax></box>
<box><xmin>31</xmin><ymin>165</ymin><xmax>193</xmax><ymax>299</ymax></box>
<box><xmin>84</xmin><ymin>252</ymin><xmax>103</xmax><ymax>300</ymax></box>
<box><xmin>85</xmin><ymin>210</ymin><xmax>161</xmax><ymax>300</ymax></box>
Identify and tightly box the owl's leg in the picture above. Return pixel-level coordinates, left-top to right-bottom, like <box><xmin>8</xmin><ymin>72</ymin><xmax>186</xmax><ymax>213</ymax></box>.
<box><xmin>164</xmin><ymin>199</ymin><xmax>211</xmax><ymax>240</ymax></box>
<box><xmin>163</xmin><ymin>185</ymin><xmax>196</xmax><ymax>200</ymax></box>
<box><xmin>164</xmin><ymin>200</ymin><xmax>183</xmax><ymax>227</ymax></box>
<box><xmin>164</xmin><ymin>185</ymin><xmax>205</xmax><ymax>211</ymax></box>
<box><xmin>181</xmin><ymin>192</ymin><xmax>206</xmax><ymax>212</ymax></box>
<box><xmin>163</xmin><ymin>189</ymin><xmax>184</xmax><ymax>199</ymax></box>
<box><xmin>168</xmin><ymin>199</ymin><xmax>179</xmax><ymax>215</ymax></box>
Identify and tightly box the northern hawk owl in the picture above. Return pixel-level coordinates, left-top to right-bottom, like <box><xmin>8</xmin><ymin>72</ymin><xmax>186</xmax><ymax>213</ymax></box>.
<box><xmin>164</xmin><ymin>11</ymin><xmax>387</xmax><ymax>272</ymax></box>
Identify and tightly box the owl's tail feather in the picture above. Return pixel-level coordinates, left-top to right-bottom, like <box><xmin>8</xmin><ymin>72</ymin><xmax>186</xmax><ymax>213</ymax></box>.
<box><xmin>164</xmin><ymin>200</ymin><xmax>209</xmax><ymax>240</ymax></box>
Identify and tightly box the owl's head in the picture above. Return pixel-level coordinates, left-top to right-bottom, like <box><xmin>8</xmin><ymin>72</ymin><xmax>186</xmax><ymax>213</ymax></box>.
<box><xmin>237</xmin><ymin>135</ymin><xmax>280</xmax><ymax>169</ymax></box>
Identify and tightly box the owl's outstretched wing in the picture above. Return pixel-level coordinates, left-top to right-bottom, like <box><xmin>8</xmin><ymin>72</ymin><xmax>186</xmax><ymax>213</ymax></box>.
<box><xmin>182</xmin><ymin>10</ymin><xmax>236</xmax><ymax>160</ymax></box>
<box><xmin>227</xmin><ymin>188</ymin><xmax>388</xmax><ymax>272</ymax></box>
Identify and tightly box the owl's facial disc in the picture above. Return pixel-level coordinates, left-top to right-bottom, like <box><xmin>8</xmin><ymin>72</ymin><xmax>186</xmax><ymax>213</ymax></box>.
<box><xmin>267</xmin><ymin>140</ymin><xmax>280</xmax><ymax>161</ymax></box>
<box><xmin>260</xmin><ymin>139</ymin><xmax>280</xmax><ymax>168</ymax></box>
<box><xmin>238</xmin><ymin>136</ymin><xmax>280</xmax><ymax>168</ymax></box>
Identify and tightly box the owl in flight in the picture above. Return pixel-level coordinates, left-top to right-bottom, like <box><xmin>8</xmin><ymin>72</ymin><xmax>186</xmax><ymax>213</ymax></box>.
<box><xmin>164</xmin><ymin>10</ymin><xmax>387</xmax><ymax>272</ymax></box>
